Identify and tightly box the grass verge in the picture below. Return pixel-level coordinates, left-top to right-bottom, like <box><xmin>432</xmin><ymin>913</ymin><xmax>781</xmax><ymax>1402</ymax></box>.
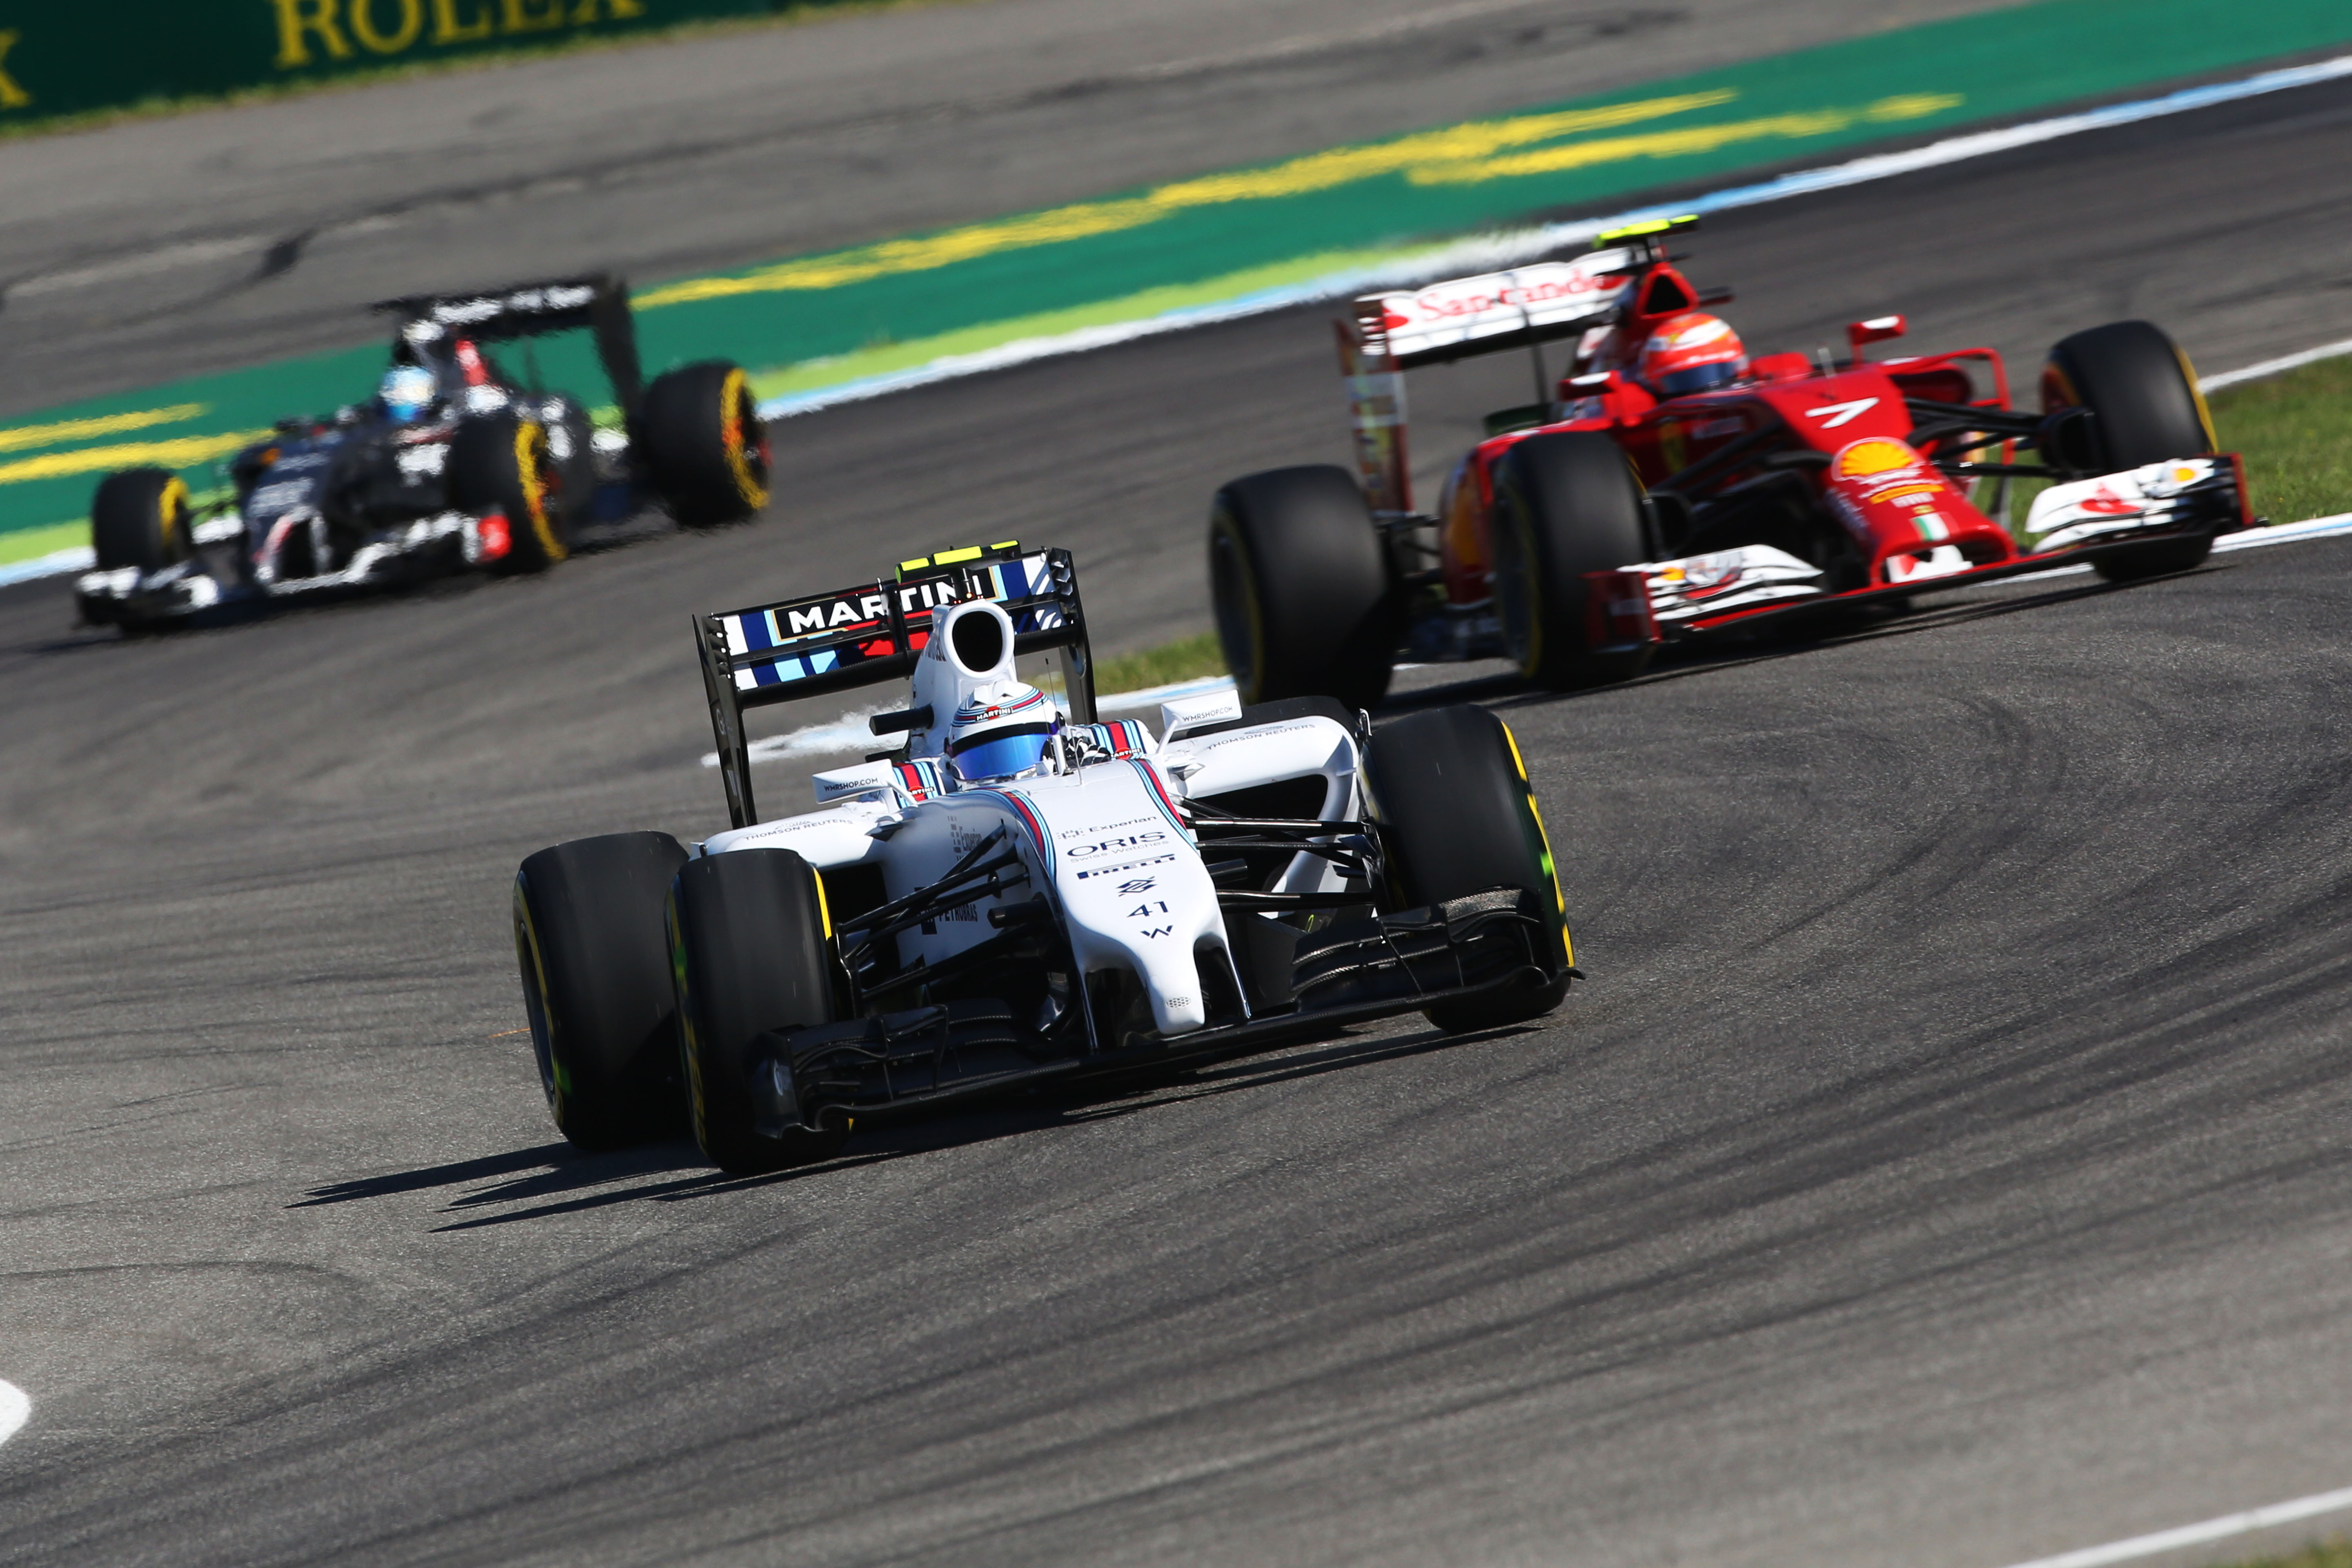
<box><xmin>2211</xmin><ymin>355</ymin><xmax>2352</xmax><ymax>525</ymax></box>
<box><xmin>2207</xmin><ymin>1536</ymin><xmax>2352</xmax><ymax>1568</ymax></box>
<box><xmin>1094</xmin><ymin>632</ymin><xmax>1226</xmax><ymax>697</ymax></box>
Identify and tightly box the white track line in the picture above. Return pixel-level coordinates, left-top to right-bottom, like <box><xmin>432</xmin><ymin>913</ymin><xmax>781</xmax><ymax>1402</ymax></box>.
<box><xmin>0</xmin><ymin>1380</ymin><xmax>28</xmax><ymax>1448</ymax></box>
<box><xmin>0</xmin><ymin>544</ymin><xmax>92</xmax><ymax>590</ymax></box>
<box><xmin>755</xmin><ymin>50</ymin><xmax>2352</xmax><ymax>421</ymax></box>
<box><xmin>2201</xmin><ymin>336</ymin><xmax>2352</xmax><ymax>391</ymax></box>
<box><xmin>1999</xmin><ymin>1483</ymin><xmax>2352</xmax><ymax>1568</ymax></box>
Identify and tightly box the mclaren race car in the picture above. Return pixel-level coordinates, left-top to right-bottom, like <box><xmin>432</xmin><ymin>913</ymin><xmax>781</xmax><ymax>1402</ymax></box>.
<box><xmin>512</xmin><ymin>543</ymin><xmax>1577</xmax><ymax>1174</ymax></box>
<box><xmin>1209</xmin><ymin>215</ymin><xmax>2251</xmax><ymax>704</ymax></box>
<box><xmin>76</xmin><ymin>276</ymin><xmax>772</xmax><ymax>630</ymax></box>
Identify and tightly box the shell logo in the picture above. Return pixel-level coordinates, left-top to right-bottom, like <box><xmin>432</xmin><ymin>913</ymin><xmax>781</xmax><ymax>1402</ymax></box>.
<box><xmin>1834</xmin><ymin>438</ymin><xmax>1920</xmax><ymax>479</ymax></box>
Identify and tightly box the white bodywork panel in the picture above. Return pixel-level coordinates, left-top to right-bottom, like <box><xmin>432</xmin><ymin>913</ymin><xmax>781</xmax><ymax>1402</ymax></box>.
<box><xmin>700</xmin><ymin>677</ymin><xmax>1364</xmax><ymax>1039</ymax></box>
<box><xmin>1361</xmin><ymin>253</ymin><xmax>1634</xmax><ymax>363</ymax></box>
<box><xmin>1635</xmin><ymin>543</ymin><xmax>1826</xmax><ymax>623</ymax></box>
<box><xmin>2027</xmin><ymin>456</ymin><xmax>2236</xmax><ymax>553</ymax></box>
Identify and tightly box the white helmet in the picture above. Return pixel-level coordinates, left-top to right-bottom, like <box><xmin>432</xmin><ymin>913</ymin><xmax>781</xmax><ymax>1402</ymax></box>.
<box><xmin>947</xmin><ymin>681</ymin><xmax>1058</xmax><ymax>782</ymax></box>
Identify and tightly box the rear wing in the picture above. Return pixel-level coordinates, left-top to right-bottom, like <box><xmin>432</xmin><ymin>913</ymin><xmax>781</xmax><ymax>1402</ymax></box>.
<box><xmin>694</xmin><ymin>543</ymin><xmax>1095</xmax><ymax>829</ymax></box>
<box><xmin>1334</xmin><ymin>215</ymin><xmax>1704</xmax><ymax>512</ymax></box>
<box><xmin>372</xmin><ymin>274</ymin><xmax>645</xmax><ymax>418</ymax></box>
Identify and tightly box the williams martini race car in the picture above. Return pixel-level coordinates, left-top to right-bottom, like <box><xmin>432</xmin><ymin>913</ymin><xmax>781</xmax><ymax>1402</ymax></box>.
<box><xmin>76</xmin><ymin>276</ymin><xmax>772</xmax><ymax>630</ymax></box>
<box><xmin>511</xmin><ymin>543</ymin><xmax>1576</xmax><ymax>1174</ymax></box>
<box><xmin>1209</xmin><ymin>215</ymin><xmax>2250</xmax><ymax>704</ymax></box>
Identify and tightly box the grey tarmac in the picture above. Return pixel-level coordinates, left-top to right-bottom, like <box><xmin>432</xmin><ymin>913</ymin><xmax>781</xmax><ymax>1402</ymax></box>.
<box><xmin>0</xmin><ymin>0</ymin><xmax>2026</xmax><ymax>419</ymax></box>
<box><xmin>7</xmin><ymin>34</ymin><xmax>2352</xmax><ymax>1568</ymax></box>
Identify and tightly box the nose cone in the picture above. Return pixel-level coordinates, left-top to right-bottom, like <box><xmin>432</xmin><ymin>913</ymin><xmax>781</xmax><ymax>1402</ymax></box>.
<box><xmin>1145</xmin><ymin>959</ymin><xmax>1209</xmax><ymax>1035</ymax></box>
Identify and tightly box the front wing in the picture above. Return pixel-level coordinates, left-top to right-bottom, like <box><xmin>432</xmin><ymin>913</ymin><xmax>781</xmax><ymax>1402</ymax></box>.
<box><xmin>1633</xmin><ymin>453</ymin><xmax>2247</xmax><ymax>638</ymax></box>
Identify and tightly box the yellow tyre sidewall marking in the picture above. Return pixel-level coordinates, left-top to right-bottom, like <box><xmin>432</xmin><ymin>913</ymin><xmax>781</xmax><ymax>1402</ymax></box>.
<box><xmin>511</xmin><ymin>882</ymin><xmax>570</xmax><ymax>1104</ymax></box>
<box><xmin>2176</xmin><ymin>345</ymin><xmax>2221</xmax><ymax>451</ymax></box>
<box><xmin>513</xmin><ymin>419</ymin><xmax>566</xmax><ymax>563</ymax></box>
<box><xmin>1500</xmin><ymin>720</ymin><xmax>1574</xmax><ymax>969</ymax></box>
<box><xmin>720</xmin><ymin>369</ymin><xmax>770</xmax><ymax>510</ymax></box>
<box><xmin>667</xmin><ymin>895</ymin><xmax>714</xmax><ymax>1148</ymax></box>
<box><xmin>157</xmin><ymin>475</ymin><xmax>190</xmax><ymax>557</ymax></box>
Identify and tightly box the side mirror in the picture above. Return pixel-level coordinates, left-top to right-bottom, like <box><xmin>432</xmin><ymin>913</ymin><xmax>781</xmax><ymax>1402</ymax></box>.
<box><xmin>1846</xmin><ymin>315</ymin><xmax>1907</xmax><ymax>356</ymax></box>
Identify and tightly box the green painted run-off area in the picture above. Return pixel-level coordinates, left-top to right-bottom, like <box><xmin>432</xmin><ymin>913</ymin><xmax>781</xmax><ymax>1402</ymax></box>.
<box><xmin>5</xmin><ymin>0</ymin><xmax>2349</xmax><ymax>561</ymax></box>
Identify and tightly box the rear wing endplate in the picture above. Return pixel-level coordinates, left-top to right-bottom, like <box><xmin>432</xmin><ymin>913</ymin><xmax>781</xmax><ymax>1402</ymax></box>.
<box><xmin>694</xmin><ymin>543</ymin><xmax>1095</xmax><ymax>829</ymax></box>
<box><xmin>372</xmin><ymin>274</ymin><xmax>645</xmax><ymax>418</ymax></box>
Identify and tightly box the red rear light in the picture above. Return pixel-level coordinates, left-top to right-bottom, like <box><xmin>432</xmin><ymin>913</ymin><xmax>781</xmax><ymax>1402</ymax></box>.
<box><xmin>478</xmin><ymin>512</ymin><xmax>512</xmax><ymax>561</ymax></box>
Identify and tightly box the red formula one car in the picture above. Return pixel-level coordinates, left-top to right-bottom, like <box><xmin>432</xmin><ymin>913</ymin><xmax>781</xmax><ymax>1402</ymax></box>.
<box><xmin>1208</xmin><ymin>215</ymin><xmax>2249</xmax><ymax>705</ymax></box>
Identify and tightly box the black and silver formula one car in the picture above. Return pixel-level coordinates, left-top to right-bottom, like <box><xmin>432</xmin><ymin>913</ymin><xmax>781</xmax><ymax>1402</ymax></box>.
<box><xmin>76</xmin><ymin>276</ymin><xmax>772</xmax><ymax>631</ymax></box>
<box><xmin>512</xmin><ymin>543</ymin><xmax>1579</xmax><ymax>1174</ymax></box>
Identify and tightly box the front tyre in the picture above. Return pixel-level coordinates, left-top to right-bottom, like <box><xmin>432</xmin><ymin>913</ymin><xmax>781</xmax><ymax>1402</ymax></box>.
<box><xmin>450</xmin><ymin>412</ymin><xmax>568</xmax><ymax>573</ymax></box>
<box><xmin>1209</xmin><ymin>465</ymin><xmax>1396</xmax><ymax>710</ymax></box>
<box><xmin>514</xmin><ymin>831</ymin><xmax>690</xmax><ymax>1149</ymax></box>
<box><xmin>668</xmin><ymin>849</ymin><xmax>850</xmax><ymax>1176</ymax></box>
<box><xmin>638</xmin><ymin>361</ymin><xmax>770</xmax><ymax>527</ymax></box>
<box><xmin>1364</xmin><ymin>705</ymin><xmax>1573</xmax><ymax>1033</ymax></box>
<box><xmin>2042</xmin><ymin>320</ymin><xmax>2220</xmax><ymax>582</ymax></box>
<box><xmin>91</xmin><ymin>467</ymin><xmax>193</xmax><ymax>574</ymax></box>
<box><xmin>1489</xmin><ymin>432</ymin><xmax>1653</xmax><ymax>689</ymax></box>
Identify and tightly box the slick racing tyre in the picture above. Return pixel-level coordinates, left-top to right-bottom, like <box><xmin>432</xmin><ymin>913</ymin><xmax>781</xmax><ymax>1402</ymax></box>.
<box><xmin>668</xmin><ymin>849</ymin><xmax>851</xmax><ymax>1176</ymax></box>
<box><xmin>450</xmin><ymin>412</ymin><xmax>568</xmax><ymax>573</ymax></box>
<box><xmin>1209</xmin><ymin>464</ymin><xmax>1397</xmax><ymax>710</ymax></box>
<box><xmin>1365</xmin><ymin>705</ymin><xmax>1573</xmax><ymax>1033</ymax></box>
<box><xmin>514</xmin><ymin>831</ymin><xmax>691</xmax><ymax>1150</ymax></box>
<box><xmin>638</xmin><ymin>361</ymin><xmax>770</xmax><ymax>527</ymax></box>
<box><xmin>1489</xmin><ymin>432</ymin><xmax>1653</xmax><ymax>689</ymax></box>
<box><xmin>91</xmin><ymin>467</ymin><xmax>193</xmax><ymax>574</ymax></box>
<box><xmin>2042</xmin><ymin>320</ymin><xmax>2221</xmax><ymax>582</ymax></box>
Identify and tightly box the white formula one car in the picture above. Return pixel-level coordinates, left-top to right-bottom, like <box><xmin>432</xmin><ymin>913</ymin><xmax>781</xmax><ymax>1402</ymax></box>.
<box><xmin>512</xmin><ymin>543</ymin><xmax>1578</xmax><ymax>1174</ymax></box>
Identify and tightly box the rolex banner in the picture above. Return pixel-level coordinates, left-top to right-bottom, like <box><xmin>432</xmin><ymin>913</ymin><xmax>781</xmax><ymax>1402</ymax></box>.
<box><xmin>0</xmin><ymin>0</ymin><xmax>805</xmax><ymax>124</ymax></box>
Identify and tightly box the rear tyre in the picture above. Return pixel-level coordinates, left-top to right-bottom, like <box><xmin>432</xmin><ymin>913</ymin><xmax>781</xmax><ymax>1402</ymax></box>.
<box><xmin>514</xmin><ymin>832</ymin><xmax>690</xmax><ymax>1149</ymax></box>
<box><xmin>668</xmin><ymin>849</ymin><xmax>851</xmax><ymax>1176</ymax></box>
<box><xmin>1364</xmin><ymin>705</ymin><xmax>1573</xmax><ymax>1033</ymax></box>
<box><xmin>1489</xmin><ymin>432</ymin><xmax>1653</xmax><ymax>689</ymax></box>
<box><xmin>450</xmin><ymin>412</ymin><xmax>567</xmax><ymax>573</ymax></box>
<box><xmin>2042</xmin><ymin>320</ymin><xmax>2219</xmax><ymax>582</ymax></box>
<box><xmin>638</xmin><ymin>361</ymin><xmax>770</xmax><ymax>526</ymax></box>
<box><xmin>1209</xmin><ymin>465</ymin><xmax>1396</xmax><ymax>710</ymax></box>
<box><xmin>91</xmin><ymin>467</ymin><xmax>193</xmax><ymax>574</ymax></box>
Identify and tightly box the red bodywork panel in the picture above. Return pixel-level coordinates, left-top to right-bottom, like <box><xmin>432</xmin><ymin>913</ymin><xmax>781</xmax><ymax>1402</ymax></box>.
<box><xmin>1436</xmin><ymin>337</ymin><xmax>2024</xmax><ymax>606</ymax></box>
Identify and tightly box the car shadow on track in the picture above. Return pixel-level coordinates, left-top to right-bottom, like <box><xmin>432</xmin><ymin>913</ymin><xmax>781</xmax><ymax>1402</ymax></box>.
<box><xmin>1378</xmin><ymin>566</ymin><xmax>2203</xmax><ymax>717</ymax></box>
<box><xmin>297</xmin><ymin>1015</ymin><xmax>1555</xmax><ymax>1231</ymax></box>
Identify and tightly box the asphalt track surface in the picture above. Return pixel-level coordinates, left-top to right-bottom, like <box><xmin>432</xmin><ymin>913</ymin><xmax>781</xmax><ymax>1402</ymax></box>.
<box><xmin>0</xmin><ymin>0</ymin><xmax>2029</xmax><ymax>419</ymax></box>
<box><xmin>10</xmin><ymin>53</ymin><xmax>2352</xmax><ymax>1568</ymax></box>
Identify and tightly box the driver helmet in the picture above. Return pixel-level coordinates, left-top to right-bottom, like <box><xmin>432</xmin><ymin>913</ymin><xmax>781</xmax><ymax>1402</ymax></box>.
<box><xmin>1637</xmin><ymin>312</ymin><xmax>1746</xmax><ymax>397</ymax></box>
<box><xmin>379</xmin><ymin>363</ymin><xmax>437</xmax><ymax>423</ymax></box>
<box><xmin>948</xmin><ymin>681</ymin><xmax>1059</xmax><ymax>782</ymax></box>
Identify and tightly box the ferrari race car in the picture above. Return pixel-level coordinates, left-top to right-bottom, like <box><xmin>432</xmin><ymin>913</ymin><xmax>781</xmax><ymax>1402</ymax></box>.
<box><xmin>512</xmin><ymin>543</ymin><xmax>1576</xmax><ymax>1174</ymax></box>
<box><xmin>75</xmin><ymin>276</ymin><xmax>772</xmax><ymax>630</ymax></box>
<box><xmin>1209</xmin><ymin>214</ymin><xmax>2251</xmax><ymax>704</ymax></box>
